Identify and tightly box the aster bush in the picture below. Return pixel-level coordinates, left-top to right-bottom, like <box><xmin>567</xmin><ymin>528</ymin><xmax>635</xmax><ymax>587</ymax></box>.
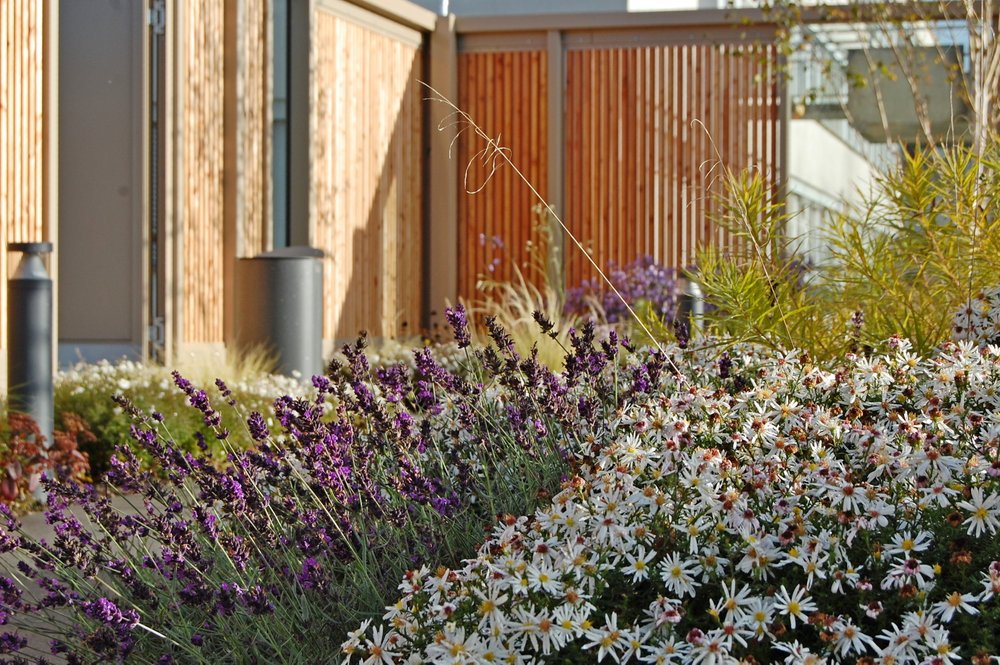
<box><xmin>343</xmin><ymin>331</ymin><xmax>1000</xmax><ymax>664</ymax></box>
<box><xmin>0</xmin><ymin>311</ymin><xmax>633</xmax><ymax>663</ymax></box>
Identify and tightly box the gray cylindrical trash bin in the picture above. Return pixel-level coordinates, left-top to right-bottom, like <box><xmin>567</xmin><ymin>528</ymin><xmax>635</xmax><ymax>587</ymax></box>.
<box><xmin>235</xmin><ymin>246</ymin><xmax>324</xmax><ymax>379</ymax></box>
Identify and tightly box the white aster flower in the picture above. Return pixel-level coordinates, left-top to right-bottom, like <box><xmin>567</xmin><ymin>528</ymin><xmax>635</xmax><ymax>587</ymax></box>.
<box><xmin>658</xmin><ymin>552</ymin><xmax>701</xmax><ymax>598</ymax></box>
<box><xmin>931</xmin><ymin>590</ymin><xmax>979</xmax><ymax>623</ymax></box>
<box><xmin>957</xmin><ymin>487</ymin><xmax>1000</xmax><ymax>537</ymax></box>
<box><xmin>622</xmin><ymin>547</ymin><xmax>657</xmax><ymax>582</ymax></box>
<box><xmin>772</xmin><ymin>584</ymin><xmax>817</xmax><ymax>630</ymax></box>
<box><xmin>362</xmin><ymin>625</ymin><xmax>399</xmax><ymax>665</ymax></box>
<box><xmin>583</xmin><ymin>612</ymin><xmax>630</xmax><ymax>663</ymax></box>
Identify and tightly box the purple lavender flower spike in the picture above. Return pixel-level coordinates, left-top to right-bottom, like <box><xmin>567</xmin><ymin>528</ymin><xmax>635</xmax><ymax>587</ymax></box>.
<box><xmin>445</xmin><ymin>304</ymin><xmax>472</xmax><ymax>348</ymax></box>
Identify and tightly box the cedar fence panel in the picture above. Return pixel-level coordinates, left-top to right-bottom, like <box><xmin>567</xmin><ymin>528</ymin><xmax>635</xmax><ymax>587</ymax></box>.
<box><xmin>312</xmin><ymin>3</ymin><xmax>424</xmax><ymax>340</ymax></box>
<box><xmin>171</xmin><ymin>0</ymin><xmax>269</xmax><ymax>349</ymax></box>
<box><xmin>456</xmin><ymin>47</ymin><xmax>549</xmax><ymax>301</ymax></box>
<box><xmin>178</xmin><ymin>0</ymin><xmax>226</xmax><ymax>344</ymax></box>
<box><xmin>1</xmin><ymin>0</ymin><xmax>50</xmax><ymax>351</ymax></box>
<box><xmin>455</xmin><ymin>25</ymin><xmax>783</xmax><ymax>301</ymax></box>
<box><xmin>239</xmin><ymin>0</ymin><xmax>269</xmax><ymax>258</ymax></box>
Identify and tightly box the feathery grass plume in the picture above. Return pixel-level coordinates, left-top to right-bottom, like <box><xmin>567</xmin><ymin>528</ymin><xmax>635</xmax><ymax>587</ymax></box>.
<box><xmin>466</xmin><ymin>207</ymin><xmax>601</xmax><ymax>370</ymax></box>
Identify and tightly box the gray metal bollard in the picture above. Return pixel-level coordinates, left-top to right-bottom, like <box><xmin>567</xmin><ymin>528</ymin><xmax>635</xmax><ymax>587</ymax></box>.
<box><xmin>678</xmin><ymin>278</ymin><xmax>704</xmax><ymax>338</ymax></box>
<box><xmin>7</xmin><ymin>242</ymin><xmax>54</xmax><ymax>450</ymax></box>
<box><xmin>234</xmin><ymin>246</ymin><xmax>324</xmax><ymax>379</ymax></box>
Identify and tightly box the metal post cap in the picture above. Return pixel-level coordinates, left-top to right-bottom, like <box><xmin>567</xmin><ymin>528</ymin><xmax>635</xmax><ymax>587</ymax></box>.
<box><xmin>8</xmin><ymin>242</ymin><xmax>54</xmax><ymax>254</ymax></box>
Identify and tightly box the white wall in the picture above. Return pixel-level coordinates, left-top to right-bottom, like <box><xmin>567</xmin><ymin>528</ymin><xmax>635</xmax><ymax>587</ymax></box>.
<box><xmin>785</xmin><ymin>119</ymin><xmax>882</xmax><ymax>263</ymax></box>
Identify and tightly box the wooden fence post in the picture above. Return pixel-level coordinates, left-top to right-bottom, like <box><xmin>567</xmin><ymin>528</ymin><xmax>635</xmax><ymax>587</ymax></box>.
<box><xmin>426</xmin><ymin>13</ymin><xmax>458</xmax><ymax>334</ymax></box>
<box><xmin>545</xmin><ymin>29</ymin><xmax>565</xmax><ymax>292</ymax></box>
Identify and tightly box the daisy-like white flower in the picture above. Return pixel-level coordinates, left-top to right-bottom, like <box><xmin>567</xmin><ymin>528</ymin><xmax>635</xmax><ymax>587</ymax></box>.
<box><xmin>425</xmin><ymin>626</ymin><xmax>484</xmax><ymax>664</ymax></box>
<box><xmin>920</xmin><ymin>483</ymin><xmax>959</xmax><ymax>508</ymax></box>
<box><xmin>622</xmin><ymin>547</ymin><xmax>657</xmax><ymax>582</ymax></box>
<box><xmin>473</xmin><ymin>585</ymin><xmax>509</xmax><ymax>634</ymax></box>
<box><xmin>514</xmin><ymin>606</ymin><xmax>569</xmax><ymax>656</ymax></box>
<box><xmin>687</xmin><ymin>629</ymin><xmax>733</xmax><ymax>665</ymax></box>
<box><xmin>583</xmin><ymin>612</ymin><xmax>630</xmax><ymax>663</ymax></box>
<box><xmin>552</xmin><ymin>603</ymin><xmax>589</xmax><ymax>638</ymax></box>
<box><xmin>829</xmin><ymin>562</ymin><xmax>861</xmax><ymax>594</ymax></box>
<box><xmin>362</xmin><ymin>625</ymin><xmax>399</xmax><ymax>665</ymax></box>
<box><xmin>781</xmin><ymin>547</ymin><xmax>828</xmax><ymax>589</ymax></box>
<box><xmin>478</xmin><ymin>637</ymin><xmax>511</xmax><ymax>664</ymax></box>
<box><xmin>744</xmin><ymin>596</ymin><xmax>774</xmax><ymax>641</ymax></box>
<box><xmin>924</xmin><ymin>628</ymin><xmax>962</xmax><ymax>664</ymax></box>
<box><xmin>620</xmin><ymin>630</ymin><xmax>647</xmax><ymax>664</ymax></box>
<box><xmin>957</xmin><ymin>487</ymin><xmax>1000</xmax><ymax>537</ymax></box>
<box><xmin>828</xmin><ymin>479</ymin><xmax>869</xmax><ymax>513</ymax></box>
<box><xmin>830</xmin><ymin>617</ymin><xmax>876</xmax><ymax>658</ymax></box>
<box><xmin>772</xmin><ymin>584</ymin><xmax>817</xmax><ymax>629</ymax></box>
<box><xmin>341</xmin><ymin>619</ymin><xmax>372</xmax><ymax>659</ymax></box>
<box><xmin>639</xmin><ymin>635</ymin><xmax>689</xmax><ymax>664</ymax></box>
<box><xmin>735</xmin><ymin>534</ymin><xmax>779</xmax><ymax>580</ymax></box>
<box><xmin>526</xmin><ymin>562</ymin><xmax>563</xmax><ymax>595</ymax></box>
<box><xmin>884</xmin><ymin>530</ymin><xmax>933</xmax><ymax>558</ymax></box>
<box><xmin>714</xmin><ymin>578</ymin><xmax>753</xmax><ymax>623</ymax></box>
<box><xmin>881</xmin><ymin>558</ymin><xmax>936</xmax><ymax>590</ymax></box>
<box><xmin>978</xmin><ymin>561</ymin><xmax>1000</xmax><ymax>601</ymax></box>
<box><xmin>772</xmin><ymin>639</ymin><xmax>825</xmax><ymax>665</ymax></box>
<box><xmin>658</xmin><ymin>552</ymin><xmax>701</xmax><ymax>598</ymax></box>
<box><xmin>931</xmin><ymin>590</ymin><xmax>979</xmax><ymax>622</ymax></box>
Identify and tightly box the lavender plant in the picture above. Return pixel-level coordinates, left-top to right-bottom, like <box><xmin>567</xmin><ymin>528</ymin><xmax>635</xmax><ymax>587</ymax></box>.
<box><xmin>0</xmin><ymin>312</ymin><xmax>633</xmax><ymax>663</ymax></box>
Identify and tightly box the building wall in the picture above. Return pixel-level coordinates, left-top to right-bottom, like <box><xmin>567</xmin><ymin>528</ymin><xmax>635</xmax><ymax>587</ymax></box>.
<box><xmin>58</xmin><ymin>0</ymin><xmax>144</xmax><ymax>365</ymax></box>
<box><xmin>785</xmin><ymin>118</ymin><xmax>881</xmax><ymax>264</ymax></box>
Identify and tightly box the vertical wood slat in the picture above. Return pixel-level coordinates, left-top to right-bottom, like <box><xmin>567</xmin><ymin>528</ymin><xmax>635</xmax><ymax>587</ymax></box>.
<box><xmin>455</xmin><ymin>50</ymin><xmax>549</xmax><ymax>304</ymax></box>
<box><xmin>2</xmin><ymin>0</ymin><xmax>43</xmax><ymax>244</ymax></box>
<box><xmin>312</xmin><ymin>7</ymin><xmax>423</xmax><ymax>341</ymax></box>
<box><xmin>240</xmin><ymin>0</ymin><xmax>268</xmax><ymax>258</ymax></box>
<box><xmin>1</xmin><ymin>0</ymin><xmax>47</xmax><ymax>350</ymax></box>
<box><xmin>179</xmin><ymin>0</ymin><xmax>225</xmax><ymax>344</ymax></box>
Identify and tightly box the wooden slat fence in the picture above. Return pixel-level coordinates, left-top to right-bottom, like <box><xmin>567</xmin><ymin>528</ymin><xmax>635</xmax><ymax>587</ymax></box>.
<box><xmin>179</xmin><ymin>0</ymin><xmax>226</xmax><ymax>344</ymax></box>
<box><xmin>456</xmin><ymin>27</ymin><xmax>783</xmax><ymax>301</ymax></box>
<box><xmin>563</xmin><ymin>40</ymin><xmax>781</xmax><ymax>286</ymax></box>
<box><xmin>1</xmin><ymin>0</ymin><xmax>47</xmax><ymax>350</ymax></box>
<box><xmin>239</xmin><ymin>0</ymin><xmax>269</xmax><ymax>258</ymax></box>
<box><xmin>312</xmin><ymin>3</ymin><xmax>424</xmax><ymax>340</ymax></box>
<box><xmin>456</xmin><ymin>49</ymin><xmax>549</xmax><ymax>301</ymax></box>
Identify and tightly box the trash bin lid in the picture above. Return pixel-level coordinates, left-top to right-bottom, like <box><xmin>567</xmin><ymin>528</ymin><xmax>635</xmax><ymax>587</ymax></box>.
<box><xmin>255</xmin><ymin>245</ymin><xmax>325</xmax><ymax>259</ymax></box>
<box><xmin>8</xmin><ymin>242</ymin><xmax>54</xmax><ymax>255</ymax></box>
